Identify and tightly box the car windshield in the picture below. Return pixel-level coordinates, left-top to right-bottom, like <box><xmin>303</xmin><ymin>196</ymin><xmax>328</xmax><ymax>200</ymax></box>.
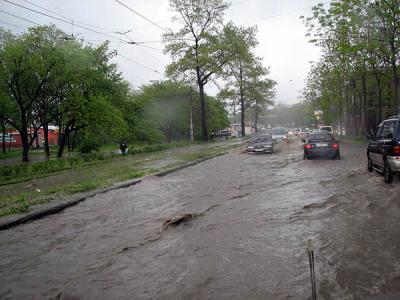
<box><xmin>308</xmin><ymin>133</ymin><xmax>335</xmax><ymax>141</ymax></box>
<box><xmin>249</xmin><ymin>136</ymin><xmax>271</xmax><ymax>144</ymax></box>
<box><xmin>272</xmin><ymin>128</ymin><xmax>287</xmax><ymax>135</ymax></box>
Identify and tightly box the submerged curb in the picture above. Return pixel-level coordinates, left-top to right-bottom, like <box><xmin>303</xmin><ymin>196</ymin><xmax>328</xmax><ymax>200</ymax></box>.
<box><xmin>0</xmin><ymin>151</ymin><xmax>228</xmax><ymax>231</ymax></box>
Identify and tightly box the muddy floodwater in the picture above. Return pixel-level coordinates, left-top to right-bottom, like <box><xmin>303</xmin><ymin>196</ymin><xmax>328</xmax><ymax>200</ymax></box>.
<box><xmin>1</xmin><ymin>139</ymin><xmax>400</xmax><ymax>299</ymax></box>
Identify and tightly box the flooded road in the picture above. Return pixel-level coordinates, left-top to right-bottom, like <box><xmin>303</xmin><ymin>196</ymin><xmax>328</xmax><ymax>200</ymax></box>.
<box><xmin>1</xmin><ymin>139</ymin><xmax>400</xmax><ymax>299</ymax></box>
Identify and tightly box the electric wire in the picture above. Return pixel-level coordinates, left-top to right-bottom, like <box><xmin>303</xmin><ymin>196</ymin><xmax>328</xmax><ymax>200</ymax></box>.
<box><xmin>0</xmin><ymin>9</ymin><xmax>163</xmax><ymax>79</ymax></box>
<box><xmin>113</xmin><ymin>0</ymin><xmax>168</xmax><ymax>32</ymax></box>
<box><xmin>0</xmin><ymin>8</ymin><xmax>41</xmax><ymax>26</ymax></box>
<box><xmin>20</xmin><ymin>0</ymin><xmax>120</xmax><ymax>33</ymax></box>
<box><xmin>3</xmin><ymin>0</ymin><xmax>136</xmax><ymax>43</ymax></box>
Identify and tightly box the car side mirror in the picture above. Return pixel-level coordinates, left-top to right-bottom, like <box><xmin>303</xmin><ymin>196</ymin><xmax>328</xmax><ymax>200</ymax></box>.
<box><xmin>367</xmin><ymin>133</ymin><xmax>374</xmax><ymax>140</ymax></box>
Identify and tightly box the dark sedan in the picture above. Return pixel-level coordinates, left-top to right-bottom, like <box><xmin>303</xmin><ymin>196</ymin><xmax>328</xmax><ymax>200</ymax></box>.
<box><xmin>247</xmin><ymin>135</ymin><xmax>273</xmax><ymax>153</ymax></box>
<box><xmin>303</xmin><ymin>132</ymin><xmax>340</xmax><ymax>160</ymax></box>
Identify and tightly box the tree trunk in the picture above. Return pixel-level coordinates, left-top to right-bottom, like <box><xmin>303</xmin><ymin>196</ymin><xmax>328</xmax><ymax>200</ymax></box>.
<box><xmin>188</xmin><ymin>87</ymin><xmax>194</xmax><ymax>142</ymax></box>
<box><xmin>390</xmin><ymin>42</ymin><xmax>399</xmax><ymax>114</ymax></box>
<box><xmin>339</xmin><ymin>94</ymin><xmax>343</xmax><ymax>137</ymax></box>
<box><xmin>57</xmin><ymin>131</ymin><xmax>67</xmax><ymax>158</ymax></box>
<box><xmin>196</xmin><ymin>68</ymin><xmax>208</xmax><ymax>141</ymax></box>
<box><xmin>374</xmin><ymin>72</ymin><xmax>383</xmax><ymax>122</ymax></box>
<box><xmin>67</xmin><ymin>132</ymin><xmax>72</xmax><ymax>152</ymax></box>
<box><xmin>345</xmin><ymin>85</ymin><xmax>350</xmax><ymax>136</ymax></box>
<box><xmin>43</xmin><ymin>123</ymin><xmax>50</xmax><ymax>157</ymax></box>
<box><xmin>239</xmin><ymin>61</ymin><xmax>245</xmax><ymax>137</ymax></box>
<box><xmin>254</xmin><ymin>98</ymin><xmax>258</xmax><ymax>133</ymax></box>
<box><xmin>198</xmin><ymin>83</ymin><xmax>208</xmax><ymax>141</ymax></box>
<box><xmin>20</xmin><ymin>127</ymin><xmax>29</xmax><ymax>162</ymax></box>
<box><xmin>1</xmin><ymin>119</ymin><xmax>6</xmax><ymax>154</ymax></box>
<box><xmin>361</xmin><ymin>74</ymin><xmax>368</xmax><ymax>135</ymax></box>
<box><xmin>71</xmin><ymin>132</ymin><xmax>77</xmax><ymax>152</ymax></box>
<box><xmin>352</xmin><ymin>81</ymin><xmax>357</xmax><ymax>136</ymax></box>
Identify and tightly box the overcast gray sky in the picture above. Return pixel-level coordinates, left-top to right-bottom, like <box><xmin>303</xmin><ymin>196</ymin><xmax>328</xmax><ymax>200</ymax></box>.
<box><xmin>0</xmin><ymin>0</ymin><xmax>330</xmax><ymax>105</ymax></box>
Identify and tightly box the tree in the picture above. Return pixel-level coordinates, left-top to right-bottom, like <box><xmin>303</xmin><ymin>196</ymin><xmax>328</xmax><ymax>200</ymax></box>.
<box><xmin>0</xmin><ymin>26</ymin><xmax>64</xmax><ymax>161</ymax></box>
<box><xmin>302</xmin><ymin>0</ymin><xmax>400</xmax><ymax>136</ymax></box>
<box><xmin>129</xmin><ymin>80</ymin><xmax>229</xmax><ymax>143</ymax></box>
<box><xmin>219</xmin><ymin>23</ymin><xmax>259</xmax><ymax>136</ymax></box>
<box><xmin>247</xmin><ymin>76</ymin><xmax>276</xmax><ymax>132</ymax></box>
<box><xmin>163</xmin><ymin>0</ymin><xmax>233</xmax><ymax>141</ymax></box>
<box><xmin>53</xmin><ymin>41</ymin><xmax>128</xmax><ymax>157</ymax></box>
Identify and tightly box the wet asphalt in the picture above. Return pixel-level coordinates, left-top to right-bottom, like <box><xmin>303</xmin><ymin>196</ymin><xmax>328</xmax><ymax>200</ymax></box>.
<box><xmin>1</xmin><ymin>138</ymin><xmax>400</xmax><ymax>299</ymax></box>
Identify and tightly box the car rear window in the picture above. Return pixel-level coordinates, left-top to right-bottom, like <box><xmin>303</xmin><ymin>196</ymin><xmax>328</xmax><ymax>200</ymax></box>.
<box><xmin>308</xmin><ymin>133</ymin><xmax>335</xmax><ymax>141</ymax></box>
<box><xmin>320</xmin><ymin>126</ymin><xmax>332</xmax><ymax>132</ymax></box>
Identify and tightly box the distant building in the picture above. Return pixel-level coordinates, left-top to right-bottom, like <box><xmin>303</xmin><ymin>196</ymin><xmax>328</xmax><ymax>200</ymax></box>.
<box><xmin>1</xmin><ymin>126</ymin><xmax>59</xmax><ymax>149</ymax></box>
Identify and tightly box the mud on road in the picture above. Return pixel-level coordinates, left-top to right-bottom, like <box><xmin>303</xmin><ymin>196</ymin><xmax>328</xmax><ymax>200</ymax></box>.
<box><xmin>1</xmin><ymin>139</ymin><xmax>400</xmax><ymax>299</ymax></box>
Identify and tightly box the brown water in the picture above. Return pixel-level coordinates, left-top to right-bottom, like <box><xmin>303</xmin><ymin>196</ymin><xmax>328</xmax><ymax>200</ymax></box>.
<box><xmin>1</xmin><ymin>139</ymin><xmax>400</xmax><ymax>299</ymax></box>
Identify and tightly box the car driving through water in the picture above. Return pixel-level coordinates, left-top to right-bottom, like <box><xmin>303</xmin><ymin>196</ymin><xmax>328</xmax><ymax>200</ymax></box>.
<box><xmin>303</xmin><ymin>131</ymin><xmax>340</xmax><ymax>160</ymax></box>
<box><xmin>271</xmin><ymin>127</ymin><xmax>287</xmax><ymax>142</ymax></box>
<box><xmin>247</xmin><ymin>135</ymin><xmax>273</xmax><ymax>153</ymax></box>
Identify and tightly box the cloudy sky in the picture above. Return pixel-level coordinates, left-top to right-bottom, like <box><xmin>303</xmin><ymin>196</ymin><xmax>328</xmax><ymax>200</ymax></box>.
<box><xmin>0</xmin><ymin>0</ymin><xmax>330</xmax><ymax>105</ymax></box>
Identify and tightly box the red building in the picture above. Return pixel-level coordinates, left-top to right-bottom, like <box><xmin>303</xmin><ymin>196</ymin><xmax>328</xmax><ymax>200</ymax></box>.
<box><xmin>1</xmin><ymin>126</ymin><xmax>59</xmax><ymax>149</ymax></box>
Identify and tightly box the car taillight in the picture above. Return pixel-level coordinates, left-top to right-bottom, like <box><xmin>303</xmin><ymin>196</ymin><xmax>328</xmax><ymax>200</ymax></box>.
<box><xmin>304</xmin><ymin>144</ymin><xmax>312</xmax><ymax>149</ymax></box>
<box><xmin>393</xmin><ymin>145</ymin><xmax>400</xmax><ymax>155</ymax></box>
<box><xmin>331</xmin><ymin>143</ymin><xmax>339</xmax><ymax>149</ymax></box>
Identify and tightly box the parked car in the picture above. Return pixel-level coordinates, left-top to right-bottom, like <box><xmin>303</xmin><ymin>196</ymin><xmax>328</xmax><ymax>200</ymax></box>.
<box><xmin>303</xmin><ymin>132</ymin><xmax>340</xmax><ymax>160</ymax></box>
<box><xmin>247</xmin><ymin>135</ymin><xmax>273</xmax><ymax>153</ymax></box>
<box><xmin>212</xmin><ymin>129</ymin><xmax>230</xmax><ymax>138</ymax></box>
<box><xmin>367</xmin><ymin>116</ymin><xmax>400</xmax><ymax>183</ymax></box>
<box><xmin>271</xmin><ymin>127</ymin><xmax>287</xmax><ymax>141</ymax></box>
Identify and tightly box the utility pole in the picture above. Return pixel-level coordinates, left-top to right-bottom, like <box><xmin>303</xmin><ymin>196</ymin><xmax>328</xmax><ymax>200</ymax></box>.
<box><xmin>189</xmin><ymin>86</ymin><xmax>194</xmax><ymax>142</ymax></box>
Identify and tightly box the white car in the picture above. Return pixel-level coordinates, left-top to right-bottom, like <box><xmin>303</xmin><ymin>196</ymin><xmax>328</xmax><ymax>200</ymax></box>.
<box><xmin>319</xmin><ymin>126</ymin><xmax>333</xmax><ymax>133</ymax></box>
<box><xmin>271</xmin><ymin>127</ymin><xmax>288</xmax><ymax>141</ymax></box>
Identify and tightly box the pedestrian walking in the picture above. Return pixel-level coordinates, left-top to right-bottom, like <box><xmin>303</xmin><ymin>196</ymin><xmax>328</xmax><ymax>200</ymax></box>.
<box><xmin>120</xmin><ymin>142</ymin><xmax>128</xmax><ymax>156</ymax></box>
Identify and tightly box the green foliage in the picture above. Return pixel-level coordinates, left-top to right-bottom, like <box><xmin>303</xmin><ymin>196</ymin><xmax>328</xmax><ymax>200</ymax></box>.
<box><xmin>163</xmin><ymin>0</ymin><xmax>235</xmax><ymax>140</ymax></box>
<box><xmin>218</xmin><ymin>24</ymin><xmax>275</xmax><ymax>134</ymax></box>
<box><xmin>0</xmin><ymin>25</ymin><xmax>131</xmax><ymax>161</ymax></box>
<box><xmin>79</xmin><ymin>138</ymin><xmax>100</xmax><ymax>154</ymax></box>
<box><xmin>302</xmin><ymin>0</ymin><xmax>400</xmax><ymax>135</ymax></box>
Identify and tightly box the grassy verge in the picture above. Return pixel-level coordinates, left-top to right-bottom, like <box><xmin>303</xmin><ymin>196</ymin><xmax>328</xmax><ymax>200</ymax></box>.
<box><xmin>0</xmin><ymin>142</ymin><xmax>192</xmax><ymax>185</ymax></box>
<box><xmin>0</xmin><ymin>148</ymin><xmax>49</xmax><ymax>160</ymax></box>
<box><xmin>0</xmin><ymin>139</ymin><xmax>243</xmax><ymax>217</ymax></box>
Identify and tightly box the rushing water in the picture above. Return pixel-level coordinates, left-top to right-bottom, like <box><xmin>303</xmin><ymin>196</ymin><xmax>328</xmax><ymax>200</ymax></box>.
<box><xmin>1</xmin><ymin>139</ymin><xmax>400</xmax><ymax>299</ymax></box>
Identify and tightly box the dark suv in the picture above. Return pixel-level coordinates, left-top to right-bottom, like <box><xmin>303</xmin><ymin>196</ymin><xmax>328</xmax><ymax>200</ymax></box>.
<box><xmin>367</xmin><ymin>116</ymin><xmax>400</xmax><ymax>183</ymax></box>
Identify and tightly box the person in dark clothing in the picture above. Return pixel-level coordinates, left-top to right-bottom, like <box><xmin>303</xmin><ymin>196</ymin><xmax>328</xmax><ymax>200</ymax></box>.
<box><xmin>120</xmin><ymin>143</ymin><xmax>127</xmax><ymax>156</ymax></box>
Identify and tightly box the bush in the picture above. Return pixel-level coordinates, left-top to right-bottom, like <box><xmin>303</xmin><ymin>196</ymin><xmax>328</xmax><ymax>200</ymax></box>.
<box><xmin>0</xmin><ymin>166</ymin><xmax>13</xmax><ymax>177</ymax></box>
<box><xmin>79</xmin><ymin>139</ymin><xmax>100</xmax><ymax>153</ymax></box>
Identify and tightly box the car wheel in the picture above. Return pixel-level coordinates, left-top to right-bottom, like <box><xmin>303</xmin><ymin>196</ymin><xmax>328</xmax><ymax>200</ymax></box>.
<box><xmin>367</xmin><ymin>156</ymin><xmax>373</xmax><ymax>172</ymax></box>
<box><xmin>337</xmin><ymin>152</ymin><xmax>341</xmax><ymax>160</ymax></box>
<box><xmin>384</xmin><ymin>162</ymin><xmax>393</xmax><ymax>184</ymax></box>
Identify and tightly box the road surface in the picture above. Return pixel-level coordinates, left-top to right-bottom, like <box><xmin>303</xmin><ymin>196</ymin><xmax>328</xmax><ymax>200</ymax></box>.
<box><xmin>1</xmin><ymin>139</ymin><xmax>400</xmax><ymax>299</ymax></box>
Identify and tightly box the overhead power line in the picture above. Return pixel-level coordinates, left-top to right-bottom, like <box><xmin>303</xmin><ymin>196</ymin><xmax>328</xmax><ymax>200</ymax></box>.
<box><xmin>242</xmin><ymin>1</ymin><xmax>331</xmax><ymax>25</ymax></box>
<box><xmin>0</xmin><ymin>8</ymin><xmax>41</xmax><ymax>26</ymax></box>
<box><xmin>116</xmin><ymin>52</ymin><xmax>161</xmax><ymax>74</ymax></box>
<box><xmin>0</xmin><ymin>9</ymin><xmax>162</xmax><ymax>79</ymax></box>
<box><xmin>114</xmin><ymin>0</ymin><xmax>168</xmax><ymax>32</ymax></box>
<box><xmin>19</xmin><ymin>0</ymin><xmax>121</xmax><ymax>33</ymax></box>
<box><xmin>3</xmin><ymin>0</ymin><xmax>137</xmax><ymax>43</ymax></box>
